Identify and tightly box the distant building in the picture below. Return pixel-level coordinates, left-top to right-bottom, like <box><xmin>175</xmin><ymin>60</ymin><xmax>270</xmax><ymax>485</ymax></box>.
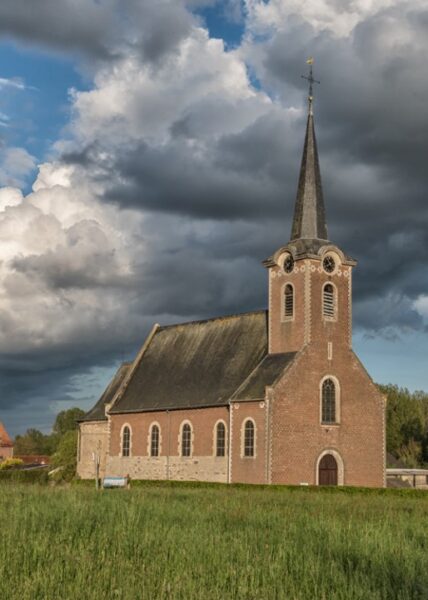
<box><xmin>15</xmin><ymin>455</ymin><xmax>51</xmax><ymax>467</ymax></box>
<box><xmin>77</xmin><ymin>74</ymin><xmax>386</xmax><ymax>487</ymax></box>
<box><xmin>0</xmin><ymin>421</ymin><xmax>14</xmax><ymax>460</ymax></box>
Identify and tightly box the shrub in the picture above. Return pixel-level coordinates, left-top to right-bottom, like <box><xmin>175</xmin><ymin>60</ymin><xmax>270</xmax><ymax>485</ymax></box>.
<box><xmin>0</xmin><ymin>458</ymin><xmax>24</xmax><ymax>470</ymax></box>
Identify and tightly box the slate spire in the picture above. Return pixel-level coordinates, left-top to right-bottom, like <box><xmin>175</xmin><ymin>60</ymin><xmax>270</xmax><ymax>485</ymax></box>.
<box><xmin>290</xmin><ymin>60</ymin><xmax>328</xmax><ymax>244</ymax></box>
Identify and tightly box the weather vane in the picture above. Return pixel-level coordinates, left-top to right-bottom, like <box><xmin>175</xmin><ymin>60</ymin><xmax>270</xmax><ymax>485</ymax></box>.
<box><xmin>301</xmin><ymin>57</ymin><xmax>320</xmax><ymax>115</ymax></box>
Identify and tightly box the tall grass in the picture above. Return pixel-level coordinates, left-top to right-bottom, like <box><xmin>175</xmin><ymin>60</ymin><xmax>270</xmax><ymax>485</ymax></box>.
<box><xmin>0</xmin><ymin>484</ymin><xmax>427</xmax><ymax>599</ymax></box>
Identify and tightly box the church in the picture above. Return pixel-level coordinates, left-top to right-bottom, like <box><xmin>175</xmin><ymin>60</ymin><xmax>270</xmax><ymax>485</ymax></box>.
<box><xmin>77</xmin><ymin>69</ymin><xmax>386</xmax><ymax>487</ymax></box>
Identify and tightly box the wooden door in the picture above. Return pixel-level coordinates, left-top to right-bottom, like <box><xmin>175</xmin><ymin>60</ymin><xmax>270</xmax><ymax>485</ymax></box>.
<box><xmin>318</xmin><ymin>454</ymin><xmax>338</xmax><ymax>485</ymax></box>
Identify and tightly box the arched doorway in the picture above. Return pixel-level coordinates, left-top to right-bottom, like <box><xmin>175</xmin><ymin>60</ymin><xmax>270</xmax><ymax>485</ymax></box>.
<box><xmin>318</xmin><ymin>454</ymin><xmax>338</xmax><ymax>486</ymax></box>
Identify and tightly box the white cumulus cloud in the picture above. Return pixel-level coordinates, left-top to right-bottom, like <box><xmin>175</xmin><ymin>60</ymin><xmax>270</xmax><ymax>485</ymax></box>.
<box><xmin>0</xmin><ymin>147</ymin><xmax>36</xmax><ymax>188</ymax></box>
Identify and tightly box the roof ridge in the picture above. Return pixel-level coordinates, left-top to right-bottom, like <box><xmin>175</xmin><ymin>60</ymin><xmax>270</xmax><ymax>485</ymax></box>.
<box><xmin>229</xmin><ymin>353</ymin><xmax>268</xmax><ymax>401</ymax></box>
<box><xmin>158</xmin><ymin>309</ymin><xmax>267</xmax><ymax>330</ymax></box>
<box><xmin>231</xmin><ymin>352</ymin><xmax>298</xmax><ymax>401</ymax></box>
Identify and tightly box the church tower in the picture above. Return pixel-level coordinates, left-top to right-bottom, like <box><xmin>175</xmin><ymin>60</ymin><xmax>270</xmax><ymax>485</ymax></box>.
<box><xmin>264</xmin><ymin>62</ymin><xmax>356</xmax><ymax>357</ymax></box>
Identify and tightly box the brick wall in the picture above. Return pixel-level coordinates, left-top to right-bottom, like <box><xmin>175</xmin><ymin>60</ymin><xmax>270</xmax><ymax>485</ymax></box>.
<box><xmin>268</xmin><ymin>253</ymin><xmax>352</xmax><ymax>354</ymax></box>
<box><xmin>229</xmin><ymin>401</ymin><xmax>267</xmax><ymax>484</ymax></box>
<box><xmin>268</xmin><ymin>258</ymin><xmax>306</xmax><ymax>353</ymax></box>
<box><xmin>270</xmin><ymin>345</ymin><xmax>385</xmax><ymax>487</ymax></box>
<box><xmin>107</xmin><ymin>406</ymin><xmax>229</xmax><ymax>482</ymax></box>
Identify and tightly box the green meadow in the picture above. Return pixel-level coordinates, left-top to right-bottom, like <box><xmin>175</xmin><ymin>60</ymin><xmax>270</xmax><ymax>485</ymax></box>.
<box><xmin>0</xmin><ymin>483</ymin><xmax>427</xmax><ymax>600</ymax></box>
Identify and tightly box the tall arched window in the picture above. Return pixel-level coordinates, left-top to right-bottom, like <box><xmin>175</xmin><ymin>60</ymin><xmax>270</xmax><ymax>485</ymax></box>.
<box><xmin>122</xmin><ymin>426</ymin><xmax>131</xmax><ymax>457</ymax></box>
<box><xmin>181</xmin><ymin>423</ymin><xmax>192</xmax><ymax>457</ymax></box>
<box><xmin>150</xmin><ymin>424</ymin><xmax>160</xmax><ymax>457</ymax></box>
<box><xmin>244</xmin><ymin>420</ymin><xmax>255</xmax><ymax>457</ymax></box>
<box><xmin>216</xmin><ymin>422</ymin><xmax>226</xmax><ymax>457</ymax></box>
<box><xmin>284</xmin><ymin>284</ymin><xmax>294</xmax><ymax>319</ymax></box>
<box><xmin>322</xmin><ymin>379</ymin><xmax>336</xmax><ymax>423</ymax></box>
<box><xmin>323</xmin><ymin>284</ymin><xmax>335</xmax><ymax>318</ymax></box>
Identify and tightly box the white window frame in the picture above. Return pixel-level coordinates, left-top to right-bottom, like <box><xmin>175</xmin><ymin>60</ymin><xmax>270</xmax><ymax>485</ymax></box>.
<box><xmin>322</xmin><ymin>282</ymin><xmax>338</xmax><ymax>321</ymax></box>
<box><xmin>147</xmin><ymin>422</ymin><xmax>162</xmax><ymax>458</ymax></box>
<box><xmin>281</xmin><ymin>282</ymin><xmax>295</xmax><ymax>322</ymax></box>
<box><xmin>120</xmin><ymin>423</ymin><xmax>132</xmax><ymax>457</ymax></box>
<box><xmin>241</xmin><ymin>418</ymin><xmax>256</xmax><ymax>459</ymax></box>
<box><xmin>213</xmin><ymin>419</ymin><xmax>228</xmax><ymax>458</ymax></box>
<box><xmin>179</xmin><ymin>420</ymin><xmax>193</xmax><ymax>458</ymax></box>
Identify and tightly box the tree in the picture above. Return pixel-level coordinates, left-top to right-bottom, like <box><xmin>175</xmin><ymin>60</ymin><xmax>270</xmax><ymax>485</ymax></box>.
<box><xmin>14</xmin><ymin>407</ymin><xmax>86</xmax><ymax>459</ymax></box>
<box><xmin>380</xmin><ymin>384</ymin><xmax>428</xmax><ymax>467</ymax></box>
<box><xmin>53</xmin><ymin>408</ymin><xmax>85</xmax><ymax>436</ymax></box>
<box><xmin>51</xmin><ymin>430</ymin><xmax>79</xmax><ymax>482</ymax></box>
<box><xmin>14</xmin><ymin>428</ymin><xmax>55</xmax><ymax>455</ymax></box>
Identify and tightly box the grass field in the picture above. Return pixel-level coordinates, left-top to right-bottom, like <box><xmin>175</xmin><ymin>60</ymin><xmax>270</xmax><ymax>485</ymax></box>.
<box><xmin>0</xmin><ymin>483</ymin><xmax>427</xmax><ymax>600</ymax></box>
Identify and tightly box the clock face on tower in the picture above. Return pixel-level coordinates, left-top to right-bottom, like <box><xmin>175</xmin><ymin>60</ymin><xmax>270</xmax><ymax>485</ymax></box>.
<box><xmin>323</xmin><ymin>256</ymin><xmax>336</xmax><ymax>273</ymax></box>
<box><xmin>283</xmin><ymin>254</ymin><xmax>294</xmax><ymax>273</ymax></box>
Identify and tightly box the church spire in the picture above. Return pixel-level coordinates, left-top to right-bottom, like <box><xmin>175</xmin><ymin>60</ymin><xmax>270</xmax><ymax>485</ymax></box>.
<box><xmin>290</xmin><ymin>59</ymin><xmax>328</xmax><ymax>245</ymax></box>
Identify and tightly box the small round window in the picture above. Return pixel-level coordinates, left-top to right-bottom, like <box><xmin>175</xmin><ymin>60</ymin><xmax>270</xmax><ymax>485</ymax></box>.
<box><xmin>283</xmin><ymin>254</ymin><xmax>294</xmax><ymax>273</ymax></box>
<box><xmin>323</xmin><ymin>256</ymin><xmax>336</xmax><ymax>273</ymax></box>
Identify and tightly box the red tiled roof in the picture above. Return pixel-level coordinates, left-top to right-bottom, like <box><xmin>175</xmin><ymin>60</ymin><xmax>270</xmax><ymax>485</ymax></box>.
<box><xmin>0</xmin><ymin>421</ymin><xmax>13</xmax><ymax>448</ymax></box>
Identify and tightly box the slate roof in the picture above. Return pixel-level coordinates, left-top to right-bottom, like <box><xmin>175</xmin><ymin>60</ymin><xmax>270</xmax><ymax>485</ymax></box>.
<box><xmin>290</xmin><ymin>111</ymin><xmax>329</xmax><ymax>251</ymax></box>
<box><xmin>0</xmin><ymin>421</ymin><xmax>13</xmax><ymax>447</ymax></box>
<box><xmin>232</xmin><ymin>353</ymin><xmax>297</xmax><ymax>401</ymax></box>
<box><xmin>81</xmin><ymin>362</ymin><xmax>131</xmax><ymax>422</ymax></box>
<box><xmin>108</xmin><ymin>310</ymin><xmax>294</xmax><ymax>414</ymax></box>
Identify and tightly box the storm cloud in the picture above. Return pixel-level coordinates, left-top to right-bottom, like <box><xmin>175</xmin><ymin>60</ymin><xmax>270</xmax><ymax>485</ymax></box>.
<box><xmin>0</xmin><ymin>0</ymin><xmax>427</xmax><ymax>433</ymax></box>
<box><xmin>0</xmin><ymin>0</ymin><xmax>194</xmax><ymax>64</ymax></box>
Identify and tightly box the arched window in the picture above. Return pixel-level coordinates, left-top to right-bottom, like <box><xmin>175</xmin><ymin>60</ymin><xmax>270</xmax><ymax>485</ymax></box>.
<box><xmin>216</xmin><ymin>422</ymin><xmax>226</xmax><ymax>457</ymax></box>
<box><xmin>284</xmin><ymin>284</ymin><xmax>294</xmax><ymax>319</ymax></box>
<box><xmin>150</xmin><ymin>424</ymin><xmax>160</xmax><ymax>457</ymax></box>
<box><xmin>323</xmin><ymin>284</ymin><xmax>335</xmax><ymax>318</ymax></box>
<box><xmin>322</xmin><ymin>379</ymin><xmax>336</xmax><ymax>423</ymax></box>
<box><xmin>122</xmin><ymin>426</ymin><xmax>131</xmax><ymax>457</ymax></box>
<box><xmin>244</xmin><ymin>420</ymin><xmax>255</xmax><ymax>457</ymax></box>
<box><xmin>181</xmin><ymin>423</ymin><xmax>192</xmax><ymax>457</ymax></box>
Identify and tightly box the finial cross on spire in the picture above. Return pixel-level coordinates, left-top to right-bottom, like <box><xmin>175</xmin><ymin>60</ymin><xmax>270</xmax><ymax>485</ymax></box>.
<box><xmin>301</xmin><ymin>57</ymin><xmax>320</xmax><ymax>115</ymax></box>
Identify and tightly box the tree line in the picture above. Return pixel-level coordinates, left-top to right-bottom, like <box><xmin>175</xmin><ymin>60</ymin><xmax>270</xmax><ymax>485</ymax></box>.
<box><xmin>13</xmin><ymin>407</ymin><xmax>85</xmax><ymax>480</ymax></box>
<box><xmin>380</xmin><ymin>384</ymin><xmax>428</xmax><ymax>467</ymax></box>
<box><xmin>12</xmin><ymin>386</ymin><xmax>428</xmax><ymax>475</ymax></box>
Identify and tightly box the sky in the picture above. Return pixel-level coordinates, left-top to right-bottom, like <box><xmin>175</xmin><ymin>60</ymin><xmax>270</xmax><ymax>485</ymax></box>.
<box><xmin>0</xmin><ymin>0</ymin><xmax>427</xmax><ymax>436</ymax></box>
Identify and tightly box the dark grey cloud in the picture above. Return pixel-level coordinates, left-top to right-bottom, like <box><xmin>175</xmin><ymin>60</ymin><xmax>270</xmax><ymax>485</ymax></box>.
<box><xmin>1</xmin><ymin>1</ymin><xmax>428</xmax><ymax>435</ymax></box>
<box><xmin>0</xmin><ymin>0</ymin><xmax>193</xmax><ymax>64</ymax></box>
<box><xmin>241</xmin><ymin>3</ymin><xmax>428</xmax><ymax>330</ymax></box>
<box><xmin>103</xmin><ymin>117</ymin><xmax>294</xmax><ymax>221</ymax></box>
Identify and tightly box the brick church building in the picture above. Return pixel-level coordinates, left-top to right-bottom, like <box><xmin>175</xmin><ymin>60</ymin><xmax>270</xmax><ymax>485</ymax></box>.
<box><xmin>77</xmin><ymin>77</ymin><xmax>386</xmax><ymax>487</ymax></box>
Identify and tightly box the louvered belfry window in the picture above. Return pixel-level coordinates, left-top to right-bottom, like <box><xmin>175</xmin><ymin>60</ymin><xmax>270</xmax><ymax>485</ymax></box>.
<box><xmin>323</xmin><ymin>284</ymin><xmax>335</xmax><ymax>318</ymax></box>
<box><xmin>150</xmin><ymin>424</ymin><xmax>160</xmax><ymax>457</ymax></box>
<box><xmin>284</xmin><ymin>284</ymin><xmax>294</xmax><ymax>319</ymax></box>
<box><xmin>216</xmin><ymin>422</ymin><xmax>226</xmax><ymax>457</ymax></box>
<box><xmin>122</xmin><ymin>426</ymin><xmax>131</xmax><ymax>457</ymax></box>
<box><xmin>322</xmin><ymin>379</ymin><xmax>336</xmax><ymax>423</ymax></box>
<box><xmin>244</xmin><ymin>420</ymin><xmax>255</xmax><ymax>457</ymax></box>
<box><xmin>182</xmin><ymin>423</ymin><xmax>192</xmax><ymax>457</ymax></box>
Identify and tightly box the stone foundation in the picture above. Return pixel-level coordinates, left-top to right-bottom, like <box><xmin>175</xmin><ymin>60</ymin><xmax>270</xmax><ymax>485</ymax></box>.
<box><xmin>106</xmin><ymin>455</ymin><xmax>227</xmax><ymax>482</ymax></box>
